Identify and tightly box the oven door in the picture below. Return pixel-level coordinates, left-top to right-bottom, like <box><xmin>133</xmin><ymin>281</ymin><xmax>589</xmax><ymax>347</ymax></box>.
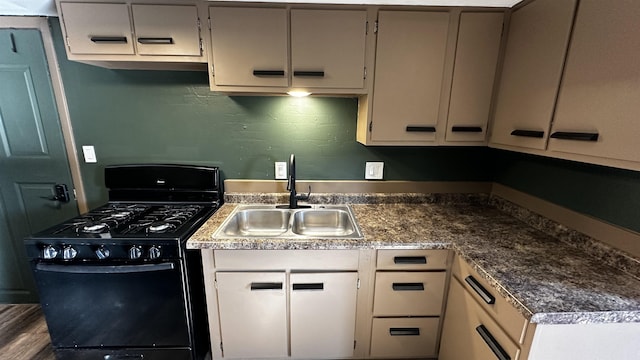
<box><xmin>33</xmin><ymin>260</ymin><xmax>191</xmax><ymax>350</ymax></box>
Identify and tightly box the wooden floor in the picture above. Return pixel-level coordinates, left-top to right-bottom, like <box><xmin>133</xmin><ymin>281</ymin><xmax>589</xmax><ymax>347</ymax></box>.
<box><xmin>0</xmin><ymin>304</ymin><xmax>56</xmax><ymax>360</ymax></box>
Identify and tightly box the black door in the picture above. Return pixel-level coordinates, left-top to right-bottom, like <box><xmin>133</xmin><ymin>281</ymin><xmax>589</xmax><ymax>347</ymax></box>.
<box><xmin>33</xmin><ymin>261</ymin><xmax>191</xmax><ymax>349</ymax></box>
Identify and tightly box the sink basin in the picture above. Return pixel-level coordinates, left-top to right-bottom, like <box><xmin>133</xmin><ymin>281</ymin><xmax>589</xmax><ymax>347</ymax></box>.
<box><xmin>214</xmin><ymin>205</ymin><xmax>363</xmax><ymax>239</ymax></box>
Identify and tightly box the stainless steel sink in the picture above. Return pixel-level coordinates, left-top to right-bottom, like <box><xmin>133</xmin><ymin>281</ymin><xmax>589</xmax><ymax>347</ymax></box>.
<box><xmin>214</xmin><ymin>205</ymin><xmax>363</xmax><ymax>239</ymax></box>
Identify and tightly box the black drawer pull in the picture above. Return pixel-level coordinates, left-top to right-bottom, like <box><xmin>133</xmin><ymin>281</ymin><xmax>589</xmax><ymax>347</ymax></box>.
<box><xmin>292</xmin><ymin>283</ymin><xmax>324</xmax><ymax>291</ymax></box>
<box><xmin>253</xmin><ymin>70</ymin><xmax>285</xmax><ymax>77</ymax></box>
<box><xmin>510</xmin><ymin>129</ymin><xmax>544</xmax><ymax>138</ymax></box>
<box><xmin>392</xmin><ymin>282</ymin><xmax>424</xmax><ymax>291</ymax></box>
<box><xmin>394</xmin><ymin>256</ymin><xmax>427</xmax><ymax>265</ymax></box>
<box><xmin>464</xmin><ymin>276</ymin><xmax>495</xmax><ymax>305</ymax></box>
<box><xmin>293</xmin><ymin>70</ymin><xmax>325</xmax><ymax>77</ymax></box>
<box><xmin>406</xmin><ymin>126</ymin><xmax>436</xmax><ymax>132</ymax></box>
<box><xmin>452</xmin><ymin>126</ymin><xmax>483</xmax><ymax>133</ymax></box>
<box><xmin>389</xmin><ymin>328</ymin><xmax>420</xmax><ymax>336</ymax></box>
<box><xmin>250</xmin><ymin>282</ymin><xmax>283</xmax><ymax>291</ymax></box>
<box><xmin>550</xmin><ymin>131</ymin><xmax>599</xmax><ymax>142</ymax></box>
<box><xmin>90</xmin><ymin>36</ymin><xmax>128</xmax><ymax>43</ymax></box>
<box><xmin>137</xmin><ymin>37</ymin><xmax>174</xmax><ymax>45</ymax></box>
<box><xmin>476</xmin><ymin>325</ymin><xmax>511</xmax><ymax>360</ymax></box>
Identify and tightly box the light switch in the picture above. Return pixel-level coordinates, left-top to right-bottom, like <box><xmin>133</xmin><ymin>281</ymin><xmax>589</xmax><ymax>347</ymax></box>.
<box><xmin>365</xmin><ymin>162</ymin><xmax>384</xmax><ymax>180</ymax></box>
<box><xmin>275</xmin><ymin>162</ymin><xmax>288</xmax><ymax>180</ymax></box>
<box><xmin>82</xmin><ymin>145</ymin><xmax>97</xmax><ymax>163</ymax></box>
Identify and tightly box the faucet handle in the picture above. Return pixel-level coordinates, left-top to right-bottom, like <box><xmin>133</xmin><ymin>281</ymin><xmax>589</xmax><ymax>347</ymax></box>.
<box><xmin>296</xmin><ymin>185</ymin><xmax>311</xmax><ymax>200</ymax></box>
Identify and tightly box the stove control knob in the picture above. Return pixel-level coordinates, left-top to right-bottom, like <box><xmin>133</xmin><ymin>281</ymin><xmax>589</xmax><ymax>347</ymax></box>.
<box><xmin>63</xmin><ymin>246</ymin><xmax>78</xmax><ymax>260</ymax></box>
<box><xmin>43</xmin><ymin>245</ymin><xmax>58</xmax><ymax>259</ymax></box>
<box><xmin>128</xmin><ymin>246</ymin><xmax>142</xmax><ymax>260</ymax></box>
<box><xmin>95</xmin><ymin>246</ymin><xmax>110</xmax><ymax>260</ymax></box>
<box><xmin>148</xmin><ymin>246</ymin><xmax>161</xmax><ymax>260</ymax></box>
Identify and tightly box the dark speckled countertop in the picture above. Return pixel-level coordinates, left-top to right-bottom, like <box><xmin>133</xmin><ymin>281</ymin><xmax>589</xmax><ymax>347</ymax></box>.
<box><xmin>187</xmin><ymin>193</ymin><xmax>640</xmax><ymax>326</ymax></box>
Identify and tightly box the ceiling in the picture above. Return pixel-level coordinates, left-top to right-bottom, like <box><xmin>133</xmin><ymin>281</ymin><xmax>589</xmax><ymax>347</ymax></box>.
<box><xmin>1</xmin><ymin>0</ymin><xmax>522</xmax><ymax>17</ymax></box>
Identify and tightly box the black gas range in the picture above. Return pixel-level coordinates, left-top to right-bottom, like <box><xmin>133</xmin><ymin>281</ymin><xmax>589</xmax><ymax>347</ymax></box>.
<box><xmin>24</xmin><ymin>164</ymin><xmax>221</xmax><ymax>360</ymax></box>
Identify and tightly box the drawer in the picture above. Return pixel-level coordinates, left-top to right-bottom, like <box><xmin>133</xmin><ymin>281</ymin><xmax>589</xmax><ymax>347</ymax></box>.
<box><xmin>377</xmin><ymin>249</ymin><xmax>449</xmax><ymax>270</ymax></box>
<box><xmin>373</xmin><ymin>271</ymin><xmax>446</xmax><ymax>316</ymax></box>
<box><xmin>213</xmin><ymin>250</ymin><xmax>360</xmax><ymax>270</ymax></box>
<box><xmin>452</xmin><ymin>255</ymin><xmax>528</xmax><ymax>344</ymax></box>
<box><xmin>370</xmin><ymin>317</ymin><xmax>440</xmax><ymax>358</ymax></box>
<box><xmin>440</xmin><ymin>278</ymin><xmax>520</xmax><ymax>360</ymax></box>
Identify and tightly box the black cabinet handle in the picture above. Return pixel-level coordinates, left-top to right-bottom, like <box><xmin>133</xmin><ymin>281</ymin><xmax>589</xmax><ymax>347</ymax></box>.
<box><xmin>464</xmin><ymin>276</ymin><xmax>495</xmax><ymax>305</ymax></box>
<box><xmin>253</xmin><ymin>70</ymin><xmax>286</xmax><ymax>77</ymax></box>
<box><xmin>452</xmin><ymin>126</ymin><xmax>483</xmax><ymax>133</ymax></box>
<box><xmin>550</xmin><ymin>131</ymin><xmax>599</xmax><ymax>142</ymax></box>
<box><xmin>394</xmin><ymin>256</ymin><xmax>427</xmax><ymax>265</ymax></box>
<box><xmin>392</xmin><ymin>282</ymin><xmax>424</xmax><ymax>291</ymax></box>
<box><xmin>90</xmin><ymin>36</ymin><xmax>128</xmax><ymax>43</ymax></box>
<box><xmin>292</xmin><ymin>283</ymin><xmax>324</xmax><ymax>291</ymax></box>
<box><xmin>476</xmin><ymin>325</ymin><xmax>511</xmax><ymax>360</ymax></box>
<box><xmin>389</xmin><ymin>328</ymin><xmax>420</xmax><ymax>336</ymax></box>
<box><xmin>510</xmin><ymin>129</ymin><xmax>545</xmax><ymax>138</ymax></box>
<box><xmin>406</xmin><ymin>126</ymin><xmax>436</xmax><ymax>132</ymax></box>
<box><xmin>250</xmin><ymin>282</ymin><xmax>283</xmax><ymax>290</ymax></box>
<box><xmin>293</xmin><ymin>70</ymin><xmax>325</xmax><ymax>77</ymax></box>
<box><xmin>137</xmin><ymin>37</ymin><xmax>174</xmax><ymax>45</ymax></box>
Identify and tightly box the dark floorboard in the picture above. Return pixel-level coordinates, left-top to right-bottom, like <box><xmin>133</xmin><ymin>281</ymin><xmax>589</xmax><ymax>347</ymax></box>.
<box><xmin>0</xmin><ymin>304</ymin><xmax>56</xmax><ymax>360</ymax></box>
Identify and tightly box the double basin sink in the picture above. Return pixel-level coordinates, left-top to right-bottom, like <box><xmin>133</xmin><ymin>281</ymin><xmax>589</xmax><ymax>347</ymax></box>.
<box><xmin>213</xmin><ymin>204</ymin><xmax>363</xmax><ymax>239</ymax></box>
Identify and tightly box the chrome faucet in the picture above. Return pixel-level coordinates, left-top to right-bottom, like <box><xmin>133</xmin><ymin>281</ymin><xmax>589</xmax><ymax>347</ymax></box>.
<box><xmin>286</xmin><ymin>153</ymin><xmax>310</xmax><ymax>209</ymax></box>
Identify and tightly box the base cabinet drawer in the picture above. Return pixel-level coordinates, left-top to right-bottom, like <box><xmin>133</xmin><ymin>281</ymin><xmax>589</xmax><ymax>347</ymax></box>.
<box><xmin>377</xmin><ymin>249</ymin><xmax>449</xmax><ymax>270</ymax></box>
<box><xmin>373</xmin><ymin>271</ymin><xmax>446</xmax><ymax>316</ymax></box>
<box><xmin>370</xmin><ymin>317</ymin><xmax>440</xmax><ymax>358</ymax></box>
<box><xmin>440</xmin><ymin>278</ymin><xmax>520</xmax><ymax>360</ymax></box>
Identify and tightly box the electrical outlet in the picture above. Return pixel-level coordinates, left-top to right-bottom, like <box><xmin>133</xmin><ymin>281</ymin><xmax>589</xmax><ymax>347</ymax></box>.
<box><xmin>365</xmin><ymin>162</ymin><xmax>384</xmax><ymax>180</ymax></box>
<box><xmin>82</xmin><ymin>145</ymin><xmax>97</xmax><ymax>163</ymax></box>
<box><xmin>275</xmin><ymin>162</ymin><xmax>288</xmax><ymax>180</ymax></box>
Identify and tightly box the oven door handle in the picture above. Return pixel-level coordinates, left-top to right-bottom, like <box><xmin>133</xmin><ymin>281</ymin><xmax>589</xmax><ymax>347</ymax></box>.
<box><xmin>35</xmin><ymin>262</ymin><xmax>175</xmax><ymax>274</ymax></box>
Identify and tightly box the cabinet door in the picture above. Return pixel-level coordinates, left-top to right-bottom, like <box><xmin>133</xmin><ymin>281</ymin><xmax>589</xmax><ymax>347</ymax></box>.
<box><xmin>549</xmin><ymin>0</ymin><xmax>640</xmax><ymax>163</ymax></box>
<box><xmin>59</xmin><ymin>2</ymin><xmax>134</xmax><ymax>55</ymax></box>
<box><xmin>445</xmin><ymin>12</ymin><xmax>503</xmax><ymax>143</ymax></box>
<box><xmin>209</xmin><ymin>7</ymin><xmax>288</xmax><ymax>87</ymax></box>
<box><xmin>371</xmin><ymin>11</ymin><xmax>449</xmax><ymax>143</ymax></box>
<box><xmin>439</xmin><ymin>279</ymin><xmax>520</xmax><ymax>360</ymax></box>
<box><xmin>132</xmin><ymin>5</ymin><xmax>201</xmax><ymax>56</ymax></box>
<box><xmin>290</xmin><ymin>9</ymin><xmax>367</xmax><ymax>89</ymax></box>
<box><xmin>490</xmin><ymin>0</ymin><xmax>576</xmax><ymax>150</ymax></box>
<box><xmin>216</xmin><ymin>272</ymin><xmax>287</xmax><ymax>359</ymax></box>
<box><xmin>290</xmin><ymin>272</ymin><xmax>358</xmax><ymax>359</ymax></box>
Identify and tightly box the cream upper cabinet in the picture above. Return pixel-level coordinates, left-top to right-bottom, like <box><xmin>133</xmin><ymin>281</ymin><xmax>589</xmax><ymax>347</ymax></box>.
<box><xmin>59</xmin><ymin>2</ymin><xmax>134</xmax><ymax>55</ymax></box>
<box><xmin>445</xmin><ymin>12</ymin><xmax>503</xmax><ymax>143</ymax></box>
<box><xmin>290</xmin><ymin>9</ymin><xmax>367</xmax><ymax>89</ymax></box>
<box><xmin>56</xmin><ymin>0</ymin><xmax>205</xmax><ymax>66</ymax></box>
<box><xmin>548</xmin><ymin>0</ymin><xmax>640</xmax><ymax>164</ymax></box>
<box><xmin>131</xmin><ymin>5</ymin><xmax>201</xmax><ymax>56</ymax></box>
<box><xmin>369</xmin><ymin>11</ymin><xmax>450</xmax><ymax>144</ymax></box>
<box><xmin>209</xmin><ymin>7</ymin><xmax>368</xmax><ymax>93</ymax></box>
<box><xmin>209</xmin><ymin>7</ymin><xmax>288</xmax><ymax>87</ymax></box>
<box><xmin>489</xmin><ymin>0</ymin><xmax>576</xmax><ymax>150</ymax></box>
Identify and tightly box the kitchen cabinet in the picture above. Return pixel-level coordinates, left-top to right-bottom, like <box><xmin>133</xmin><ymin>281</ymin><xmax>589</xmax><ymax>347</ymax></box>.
<box><xmin>369</xmin><ymin>249</ymin><xmax>450</xmax><ymax>358</ymax></box>
<box><xmin>548</xmin><ymin>0</ymin><xmax>640</xmax><ymax>164</ymax></box>
<box><xmin>56</xmin><ymin>0</ymin><xmax>205</xmax><ymax>67</ymax></box>
<box><xmin>489</xmin><ymin>0</ymin><xmax>576</xmax><ymax>150</ymax></box>
<box><xmin>445</xmin><ymin>11</ymin><xmax>503</xmax><ymax>143</ymax></box>
<box><xmin>203</xmin><ymin>250</ymin><xmax>360</xmax><ymax>359</ymax></box>
<box><xmin>358</xmin><ymin>9</ymin><xmax>504</xmax><ymax>146</ymax></box>
<box><xmin>439</xmin><ymin>255</ymin><xmax>534</xmax><ymax>360</ymax></box>
<box><xmin>208</xmin><ymin>6</ymin><xmax>368</xmax><ymax>93</ymax></box>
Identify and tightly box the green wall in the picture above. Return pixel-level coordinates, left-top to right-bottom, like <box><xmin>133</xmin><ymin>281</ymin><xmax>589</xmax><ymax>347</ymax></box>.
<box><xmin>50</xmin><ymin>19</ymin><xmax>493</xmax><ymax>208</ymax></box>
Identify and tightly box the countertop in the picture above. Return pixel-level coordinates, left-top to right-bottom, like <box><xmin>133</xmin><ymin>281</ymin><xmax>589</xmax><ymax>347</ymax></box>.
<box><xmin>187</xmin><ymin>193</ymin><xmax>640</xmax><ymax>326</ymax></box>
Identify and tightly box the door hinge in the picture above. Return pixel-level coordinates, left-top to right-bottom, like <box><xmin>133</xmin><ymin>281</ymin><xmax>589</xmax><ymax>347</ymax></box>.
<box><xmin>72</xmin><ymin>188</ymin><xmax>77</xmax><ymax>201</ymax></box>
<box><xmin>220</xmin><ymin>341</ymin><xmax>223</xmax><ymax>352</ymax></box>
<box><xmin>369</xmin><ymin>121</ymin><xmax>373</xmax><ymax>132</ymax></box>
<box><xmin>208</xmin><ymin>17</ymin><xmax>212</xmax><ymax>30</ymax></box>
<box><xmin>363</xmin><ymin>67</ymin><xmax>367</xmax><ymax>80</ymax></box>
<box><xmin>357</xmin><ymin>278</ymin><xmax>361</xmax><ymax>289</ymax></box>
<box><xmin>354</xmin><ymin>340</ymin><xmax>357</xmax><ymax>349</ymax></box>
<box><xmin>366</xmin><ymin>20</ymin><xmax>369</xmax><ymax>35</ymax></box>
<box><xmin>199</xmin><ymin>39</ymin><xmax>204</xmax><ymax>54</ymax></box>
<box><xmin>374</xmin><ymin>20</ymin><xmax>379</xmax><ymax>34</ymax></box>
<box><xmin>65</xmin><ymin>36</ymin><xmax>70</xmax><ymax>48</ymax></box>
<box><xmin>214</xmin><ymin>280</ymin><xmax>218</xmax><ymax>289</ymax></box>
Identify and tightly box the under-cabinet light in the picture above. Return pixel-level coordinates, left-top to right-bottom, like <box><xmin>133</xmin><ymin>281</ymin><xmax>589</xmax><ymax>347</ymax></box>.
<box><xmin>287</xmin><ymin>90</ymin><xmax>311</xmax><ymax>97</ymax></box>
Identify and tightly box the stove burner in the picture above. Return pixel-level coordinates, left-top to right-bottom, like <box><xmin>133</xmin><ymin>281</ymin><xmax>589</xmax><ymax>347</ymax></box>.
<box><xmin>80</xmin><ymin>222</ymin><xmax>110</xmax><ymax>233</ymax></box>
<box><xmin>110</xmin><ymin>211</ymin><xmax>133</xmax><ymax>219</ymax></box>
<box><xmin>147</xmin><ymin>222</ymin><xmax>177</xmax><ymax>233</ymax></box>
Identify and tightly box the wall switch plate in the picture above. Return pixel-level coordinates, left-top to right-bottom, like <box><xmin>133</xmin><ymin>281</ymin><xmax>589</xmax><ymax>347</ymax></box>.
<box><xmin>275</xmin><ymin>162</ymin><xmax>288</xmax><ymax>180</ymax></box>
<box><xmin>365</xmin><ymin>162</ymin><xmax>384</xmax><ymax>180</ymax></box>
<box><xmin>82</xmin><ymin>145</ymin><xmax>97</xmax><ymax>163</ymax></box>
